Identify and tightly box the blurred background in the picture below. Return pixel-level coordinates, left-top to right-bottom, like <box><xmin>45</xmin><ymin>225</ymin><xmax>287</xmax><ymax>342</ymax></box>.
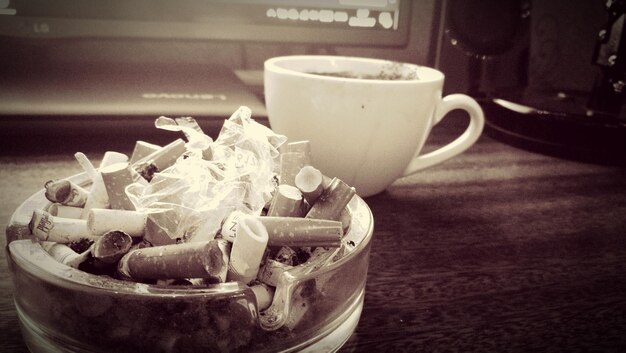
<box><xmin>0</xmin><ymin>0</ymin><xmax>623</xmax><ymax>162</ymax></box>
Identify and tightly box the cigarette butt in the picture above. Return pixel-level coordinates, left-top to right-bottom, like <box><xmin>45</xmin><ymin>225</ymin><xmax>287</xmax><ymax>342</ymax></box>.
<box><xmin>92</xmin><ymin>230</ymin><xmax>133</xmax><ymax>264</ymax></box>
<box><xmin>133</xmin><ymin>138</ymin><xmax>186</xmax><ymax>172</ymax></box>
<box><xmin>100</xmin><ymin>151</ymin><xmax>129</xmax><ymax>167</ymax></box>
<box><xmin>281</xmin><ymin>141</ymin><xmax>312</xmax><ymax>165</ymax></box>
<box><xmin>74</xmin><ymin>152</ymin><xmax>110</xmax><ymax>218</ymax></box>
<box><xmin>80</xmin><ymin>181</ymin><xmax>109</xmax><ymax>219</ymax></box>
<box><xmin>87</xmin><ymin>208</ymin><xmax>147</xmax><ymax>237</ymax></box>
<box><xmin>258</xmin><ymin>259</ymin><xmax>292</xmax><ymax>286</ymax></box>
<box><xmin>47</xmin><ymin>203</ymin><xmax>83</xmax><ymax>219</ymax></box>
<box><xmin>117</xmin><ymin>240</ymin><xmax>227</xmax><ymax>281</ymax></box>
<box><xmin>294</xmin><ymin>166</ymin><xmax>325</xmax><ymax>205</ymax></box>
<box><xmin>279</xmin><ymin>152</ymin><xmax>307</xmax><ymax>187</ymax></box>
<box><xmin>44</xmin><ymin>179</ymin><xmax>88</xmax><ymax>207</ymax></box>
<box><xmin>227</xmin><ymin>215</ymin><xmax>269</xmax><ymax>285</ymax></box>
<box><xmin>29</xmin><ymin>209</ymin><xmax>98</xmax><ymax>243</ymax></box>
<box><xmin>250</xmin><ymin>283</ymin><xmax>275</xmax><ymax>311</ymax></box>
<box><xmin>74</xmin><ymin>152</ymin><xmax>99</xmax><ymax>180</ymax></box>
<box><xmin>257</xmin><ymin>217</ymin><xmax>343</xmax><ymax>248</ymax></box>
<box><xmin>220</xmin><ymin>211</ymin><xmax>243</xmax><ymax>243</ymax></box>
<box><xmin>144</xmin><ymin>211</ymin><xmax>180</xmax><ymax>246</ymax></box>
<box><xmin>267</xmin><ymin>184</ymin><xmax>305</xmax><ymax>217</ymax></box>
<box><xmin>100</xmin><ymin>162</ymin><xmax>143</xmax><ymax>211</ymax></box>
<box><xmin>130</xmin><ymin>141</ymin><xmax>162</xmax><ymax>164</ymax></box>
<box><xmin>305</xmin><ymin>178</ymin><xmax>356</xmax><ymax>221</ymax></box>
<box><xmin>40</xmin><ymin>241</ymin><xmax>92</xmax><ymax>268</ymax></box>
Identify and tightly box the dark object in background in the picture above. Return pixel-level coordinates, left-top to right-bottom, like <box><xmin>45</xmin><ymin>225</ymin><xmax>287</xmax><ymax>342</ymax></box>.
<box><xmin>445</xmin><ymin>0</ymin><xmax>530</xmax><ymax>97</ymax></box>
<box><xmin>587</xmin><ymin>0</ymin><xmax>626</xmax><ymax>119</ymax></box>
<box><xmin>443</xmin><ymin>0</ymin><xmax>626</xmax><ymax>165</ymax></box>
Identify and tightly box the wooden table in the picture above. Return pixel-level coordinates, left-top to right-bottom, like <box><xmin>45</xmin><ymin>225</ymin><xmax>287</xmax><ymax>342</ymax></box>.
<box><xmin>2</xmin><ymin>116</ymin><xmax>626</xmax><ymax>352</ymax></box>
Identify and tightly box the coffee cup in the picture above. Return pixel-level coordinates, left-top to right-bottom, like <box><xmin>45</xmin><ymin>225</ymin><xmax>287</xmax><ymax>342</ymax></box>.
<box><xmin>264</xmin><ymin>55</ymin><xmax>484</xmax><ymax>197</ymax></box>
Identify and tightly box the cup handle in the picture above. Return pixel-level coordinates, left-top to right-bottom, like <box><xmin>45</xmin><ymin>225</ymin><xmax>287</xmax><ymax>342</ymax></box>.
<box><xmin>402</xmin><ymin>94</ymin><xmax>485</xmax><ymax>177</ymax></box>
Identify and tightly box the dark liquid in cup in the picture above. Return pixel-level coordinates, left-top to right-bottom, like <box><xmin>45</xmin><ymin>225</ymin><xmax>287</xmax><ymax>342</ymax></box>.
<box><xmin>307</xmin><ymin>70</ymin><xmax>417</xmax><ymax>80</ymax></box>
<box><xmin>307</xmin><ymin>61</ymin><xmax>420</xmax><ymax>81</ymax></box>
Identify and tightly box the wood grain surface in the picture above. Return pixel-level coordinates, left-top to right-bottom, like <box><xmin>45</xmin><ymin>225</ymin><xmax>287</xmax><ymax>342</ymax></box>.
<box><xmin>2</xmin><ymin>117</ymin><xmax>626</xmax><ymax>352</ymax></box>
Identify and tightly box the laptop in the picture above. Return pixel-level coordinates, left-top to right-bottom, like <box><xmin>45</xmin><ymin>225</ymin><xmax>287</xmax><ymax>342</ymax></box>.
<box><xmin>0</xmin><ymin>59</ymin><xmax>268</xmax><ymax>140</ymax></box>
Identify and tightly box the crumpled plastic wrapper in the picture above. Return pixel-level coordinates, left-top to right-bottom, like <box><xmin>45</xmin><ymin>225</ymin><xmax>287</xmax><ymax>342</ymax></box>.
<box><xmin>127</xmin><ymin>106</ymin><xmax>287</xmax><ymax>243</ymax></box>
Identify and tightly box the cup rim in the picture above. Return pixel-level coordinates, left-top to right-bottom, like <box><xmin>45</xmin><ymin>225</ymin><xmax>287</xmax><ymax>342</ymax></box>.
<box><xmin>264</xmin><ymin>55</ymin><xmax>443</xmax><ymax>83</ymax></box>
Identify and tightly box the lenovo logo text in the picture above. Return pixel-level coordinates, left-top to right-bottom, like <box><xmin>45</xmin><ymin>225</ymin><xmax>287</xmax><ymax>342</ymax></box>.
<box><xmin>141</xmin><ymin>93</ymin><xmax>227</xmax><ymax>100</ymax></box>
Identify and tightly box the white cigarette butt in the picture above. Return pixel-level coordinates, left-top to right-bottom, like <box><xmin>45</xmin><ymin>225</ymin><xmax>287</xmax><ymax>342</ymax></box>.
<box><xmin>250</xmin><ymin>283</ymin><xmax>275</xmax><ymax>311</ymax></box>
<box><xmin>30</xmin><ymin>209</ymin><xmax>98</xmax><ymax>243</ymax></box>
<box><xmin>130</xmin><ymin>141</ymin><xmax>161</xmax><ymax>164</ymax></box>
<box><xmin>47</xmin><ymin>203</ymin><xmax>83</xmax><ymax>219</ymax></box>
<box><xmin>87</xmin><ymin>208</ymin><xmax>147</xmax><ymax>237</ymax></box>
<box><xmin>227</xmin><ymin>215</ymin><xmax>269</xmax><ymax>284</ymax></box>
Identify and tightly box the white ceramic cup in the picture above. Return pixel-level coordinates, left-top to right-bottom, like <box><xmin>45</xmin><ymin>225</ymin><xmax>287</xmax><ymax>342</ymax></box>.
<box><xmin>264</xmin><ymin>55</ymin><xmax>485</xmax><ymax>197</ymax></box>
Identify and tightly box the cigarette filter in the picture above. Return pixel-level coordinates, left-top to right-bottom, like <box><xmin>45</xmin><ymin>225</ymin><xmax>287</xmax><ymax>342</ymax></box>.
<box><xmin>133</xmin><ymin>138</ymin><xmax>186</xmax><ymax>171</ymax></box>
<box><xmin>294</xmin><ymin>165</ymin><xmax>325</xmax><ymax>205</ymax></box>
<box><xmin>130</xmin><ymin>141</ymin><xmax>161</xmax><ymax>164</ymax></box>
<box><xmin>81</xmin><ymin>181</ymin><xmax>109</xmax><ymax>219</ymax></box>
<box><xmin>220</xmin><ymin>210</ymin><xmax>246</xmax><ymax>242</ymax></box>
<box><xmin>250</xmin><ymin>283</ymin><xmax>275</xmax><ymax>311</ymax></box>
<box><xmin>117</xmin><ymin>240</ymin><xmax>227</xmax><ymax>281</ymax></box>
<box><xmin>227</xmin><ymin>215</ymin><xmax>269</xmax><ymax>285</ymax></box>
<box><xmin>40</xmin><ymin>241</ymin><xmax>92</xmax><ymax>268</ymax></box>
<box><xmin>305</xmin><ymin>178</ymin><xmax>356</xmax><ymax>221</ymax></box>
<box><xmin>279</xmin><ymin>152</ymin><xmax>307</xmax><ymax>187</ymax></box>
<box><xmin>100</xmin><ymin>162</ymin><xmax>143</xmax><ymax>211</ymax></box>
<box><xmin>258</xmin><ymin>217</ymin><xmax>343</xmax><ymax>248</ymax></box>
<box><xmin>44</xmin><ymin>179</ymin><xmax>88</xmax><ymax>207</ymax></box>
<box><xmin>100</xmin><ymin>151</ymin><xmax>129</xmax><ymax>167</ymax></box>
<box><xmin>267</xmin><ymin>184</ymin><xmax>305</xmax><ymax>217</ymax></box>
<box><xmin>74</xmin><ymin>152</ymin><xmax>111</xmax><ymax>218</ymax></box>
<box><xmin>144</xmin><ymin>211</ymin><xmax>181</xmax><ymax>246</ymax></box>
<box><xmin>92</xmin><ymin>230</ymin><xmax>133</xmax><ymax>264</ymax></box>
<box><xmin>87</xmin><ymin>208</ymin><xmax>147</xmax><ymax>237</ymax></box>
<box><xmin>47</xmin><ymin>203</ymin><xmax>83</xmax><ymax>219</ymax></box>
<box><xmin>30</xmin><ymin>209</ymin><xmax>98</xmax><ymax>243</ymax></box>
<box><xmin>280</xmin><ymin>141</ymin><xmax>312</xmax><ymax>165</ymax></box>
<box><xmin>74</xmin><ymin>152</ymin><xmax>99</xmax><ymax>180</ymax></box>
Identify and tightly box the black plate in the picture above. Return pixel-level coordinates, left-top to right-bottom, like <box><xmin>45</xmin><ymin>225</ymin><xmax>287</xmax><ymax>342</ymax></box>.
<box><xmin>480</xmin><ymin>90</ymin><xmax>626</xmax><ymax>165</ymax></box>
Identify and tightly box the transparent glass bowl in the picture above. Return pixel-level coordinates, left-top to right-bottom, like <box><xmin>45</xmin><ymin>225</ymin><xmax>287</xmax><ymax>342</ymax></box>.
<box><xmin>5</xmin><ymin>172</ymin><xmax>374</xmax><ymax>353</ymax></box>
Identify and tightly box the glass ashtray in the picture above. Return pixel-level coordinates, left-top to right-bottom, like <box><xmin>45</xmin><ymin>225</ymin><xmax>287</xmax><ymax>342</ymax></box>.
<box><xmin>5</xmin><ymin>172</ymin><xmax>374</xmax><ymax>353</ymax></box>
